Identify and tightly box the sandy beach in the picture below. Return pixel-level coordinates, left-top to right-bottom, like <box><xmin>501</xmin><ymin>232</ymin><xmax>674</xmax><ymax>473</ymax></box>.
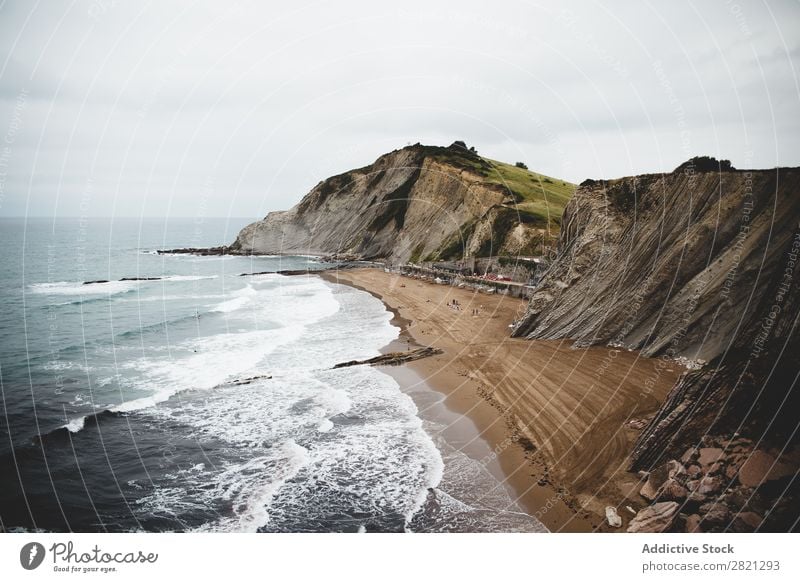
<box><xmin>323</xmin><ymin>268</ymin><xmax>680</xmax><ymax>532</ymax></box>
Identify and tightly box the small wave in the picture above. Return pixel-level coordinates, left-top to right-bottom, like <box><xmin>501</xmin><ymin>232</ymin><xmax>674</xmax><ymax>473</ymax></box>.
<box><xmin>158</xmin><ymin>253</ymin><xmax>236</xmax><ymax>261</ymax></box>
<box><xmin>115</xmin><ymin>313</ymin><xmax>202</xmax><ymax>339</ymax></box>
<box><xmin>210</xmin><ymin>284</ymin><xmax>256</xmax><ymax>313</ymax></box>
<box><xmin>110</xmin><ymin>391</ymin><xmax>178</xmax><ymax>414</ymax></box>
<box><xmin>29</xmin><ymin>275</ymin><xmax>218</xmax><ymax>297</ymax></box>
<box><xmin>63</xmin><ymin>416</ymin><xmax>86</xmax><ymax>433</ymax></box>
<box><xmin>29</xmin><ymin>280</ymin><xmax>139</xmax><ymax>297</ymax></box>
<box><xmin>160</xmin><ymin>275</ymin><xmax>219</xmax><ymax>282</ymax></box>
<box><xmin>41</xmin><ymin>361</ymin><xmax>90</xmax><ymax>373</ymax></box>
<box><xmin>37</xmin><ymin>409</ymin><xmax>125</xmax><ymax>442</ymax></box>
<box><xmin>190</xmin><ymin>440</ymin><xmax>311</xmax><ymax>533</ymax></box>
<box><xmin>55</xmin><ymin>295</ymin><xmax>120</xmax><ymax>307</ymax></box>
<box><xmin>116</xmin><ymin>294</ymin><xmax>225</xmax><ymax>303</ymax></box>
<box><xmin>210</xmin><ymin>297</ymin><xmax>249</xmax><ymax>313</ymax></box>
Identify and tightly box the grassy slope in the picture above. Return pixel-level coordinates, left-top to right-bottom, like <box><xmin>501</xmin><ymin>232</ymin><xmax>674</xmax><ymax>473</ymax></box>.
<box><xmin>421</xmin><ymin>145</ymin><xmax>575</xmax><ymax>228</ymax></box>
<box><xmin>416</xmin><ymin>147</ymin><xmax>576</xmax><ymax>260</ymax></box>
<box><xmin>484</xmin><ymin>159</ymin><xmax>575</xmax><ymax>227</ymax></box>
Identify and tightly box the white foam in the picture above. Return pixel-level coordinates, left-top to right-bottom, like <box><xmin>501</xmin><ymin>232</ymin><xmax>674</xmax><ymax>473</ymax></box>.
<box><xmin>98</xmin><ymin>271</ymin><xmax>446</xmax><ymax>531</ymax></box>
<box><xmin>29</xmin><ymin>280</ymin><xmax>138</xmax><ymax>296</ymax></box>
<box><xmin>62</xmin><ymin>416</ymin><xmax>86</xmax><ymax>433</ymax></box>
<box><xmin>28</xmin><ymin>275</ymin><xmax>217</xmax><ymax>298</ymax></box>
<box><xmin>186</xmin><ymin>440</ymin><xmax>311</xmax><ymax>533</ymax></box>
<box><xmin>210</xmin><ymin>284</ymin><xmax>256</xmax><ymax>313</ymax></box>
<box><xmin>160</xmin><ymin>275</ymin><xmax>218</xmax><ymax>281</ymax></box>
<box><xmin>42</xmin><ymin>361</ymin><xmax>90</xmax><ymax>373</ymax></box>
<box><xmin>112</xmin><ymin>325</ymin><xmax>305</xmax><ymax>414</ymax></box>
<box><xmin>210</xmin><ymin>296</ymin><xmax>250</xmax><ymax>313</ymax></box>
<box><xmin>116</xmin><ymin>294</ymin><xmax>227</xmax><ymax>303</ymax></box>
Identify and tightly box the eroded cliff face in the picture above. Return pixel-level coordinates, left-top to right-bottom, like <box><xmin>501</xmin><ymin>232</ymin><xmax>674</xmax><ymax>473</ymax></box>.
<box><xmin>230</xmin><ymin>144</ymin><xmax>555</xmax><ymax>262</ymax></box>
<box><xmin>513</xmin><ymin>158</ymin><xmax>800</xmax><ymax>472</ymax></box>
<box><xmin>513</xmin><ymin>160</ymin><xmax>799</xmax><ymax>362</ymax></box>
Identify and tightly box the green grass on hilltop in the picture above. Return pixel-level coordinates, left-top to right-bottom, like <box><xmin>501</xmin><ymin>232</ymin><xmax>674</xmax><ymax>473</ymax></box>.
<box><xmin>416</xmin><ymin>142</ymin><xmax>575</xmax><ymax>235</ymax></box>
<box><xmin>484</xmin><ymin>159</ymin><xmax>575</xmax><ymax>227</ymax></box>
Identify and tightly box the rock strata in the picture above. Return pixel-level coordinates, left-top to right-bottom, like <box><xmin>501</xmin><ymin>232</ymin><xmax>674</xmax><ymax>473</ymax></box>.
<box><xmin>506</xmin><ymin>157</ymin><xmax>799</xmax><ymax>530</ymax></box>
<box><xmin>226</xmin><ymin>143</ymin><xmax>570</xmax><ymax>262</ymax></box>
<box><xmin>333</xmin><ymin>347</ymin><xmax>443</xmax><ymax>369</ymax></box>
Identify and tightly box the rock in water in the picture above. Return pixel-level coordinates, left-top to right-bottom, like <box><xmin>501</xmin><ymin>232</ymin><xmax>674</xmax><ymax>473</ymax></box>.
<box><xmin>626</xmin><ymin>502</ymin><xmax>679</xmax><ymax>533</ymax></box>
<box><xmin>605</xmin><ymin>506</ymin><xmax>622</xmax><ymax>528</ymax></box>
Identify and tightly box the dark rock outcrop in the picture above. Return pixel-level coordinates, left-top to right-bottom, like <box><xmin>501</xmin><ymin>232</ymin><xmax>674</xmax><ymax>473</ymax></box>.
<box><xmin>84</xmin><ymin>277</ymin><xmax>163</xmax><ymax>284</ymax></box>
<box><xmin>333</xmin><ymin>347</ymin><xmax>443</xmax><ymax>369</ymax></box>
<box><xmin>157</xmin><ymin>246</ymin><xmax>231</xmax><ymax>255</ymax></box>
<box><xmin>225</xmin><ymin>375</ymin><xmax>272</xmax><ymax>386</ymax></box>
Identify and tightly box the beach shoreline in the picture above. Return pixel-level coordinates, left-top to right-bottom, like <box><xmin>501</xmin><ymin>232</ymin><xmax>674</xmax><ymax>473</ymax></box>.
<box><xmin>320</xmin><ymin>269</ymin><xmax>590</xmax><ymax>531</ymax></box>
<box><xmin>321</xmin><ymin>268</ymin><xmax>680</xmax><ymax>532</ymax></box>
<box><xmin>321</xmin><ymin>271</ymin><xmax>563</xmax><ymax>531</ymax></box>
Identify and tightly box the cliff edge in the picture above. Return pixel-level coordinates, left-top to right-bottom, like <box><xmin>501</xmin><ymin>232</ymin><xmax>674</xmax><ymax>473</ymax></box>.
<box><xmin>229</xmin><ymin>142</ymin><xmax>574</xmax><ymax>263</ymax></box>
<box><xmin>511</xmin><ymin>157</ymin><xmax>800</xmax><ymax>529</ymax></box>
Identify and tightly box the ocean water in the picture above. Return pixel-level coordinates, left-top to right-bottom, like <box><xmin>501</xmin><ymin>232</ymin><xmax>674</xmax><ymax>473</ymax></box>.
<box><xmin>0</xmin><ymin>217</ymin><xmax>543</xmax><ymax>533</ymax></box>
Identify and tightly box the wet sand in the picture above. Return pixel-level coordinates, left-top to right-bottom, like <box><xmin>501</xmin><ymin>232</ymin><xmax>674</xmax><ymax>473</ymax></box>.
<box><xmin>322</xmin><ymin>268</ymin><xmax>679</xmax><ymax>531</ymax></box>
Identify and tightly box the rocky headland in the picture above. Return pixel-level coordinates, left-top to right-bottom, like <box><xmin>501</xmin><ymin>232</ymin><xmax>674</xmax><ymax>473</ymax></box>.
<box><xmin>512</xmin><ymin>156</ymin><xmax>800</xmax><ymax>531</ymax></box>
<box><xmin>223</xmin><ymin>142</ymin><xmax>574</xmax><ymax>263</ymax></box>
<box><xmin>187</xmin><ymin>147</ymin><xmax>799</xmax><ymax>532</ymax></box>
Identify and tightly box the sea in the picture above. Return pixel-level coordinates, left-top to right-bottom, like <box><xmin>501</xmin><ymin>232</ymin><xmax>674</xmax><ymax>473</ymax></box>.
<box><xmin>0</xmin><ymin>217</ymin><xmax>544</xmax><ymax>533</ymax></box>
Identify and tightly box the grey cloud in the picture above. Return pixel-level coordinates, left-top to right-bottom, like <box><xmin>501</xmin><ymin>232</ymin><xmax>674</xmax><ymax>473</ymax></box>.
<box><xmin>0</xmin><ymin>0</ymin><xmax>797</xmax><ymax>218</ymax></box>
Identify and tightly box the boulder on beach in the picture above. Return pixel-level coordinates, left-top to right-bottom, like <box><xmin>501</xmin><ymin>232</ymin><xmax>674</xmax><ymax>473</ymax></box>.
<box><xmin>699</xmin><ymin>502</ymin><xmax>732</xmax><ymax>527</ymax></box>
<box><xmin>698</xmin><ymin>447</ymin><xmax>725</xmax><ymax>467</ymax></box>
<box><xmin>605</xmin><ymin>506</ymin><xmax>622</xmax><ymax>528</ymax></box>
<box><xmin>658</xmin><ymin>478</ymin><xmax>688</xmax><ymax>501</ymax></box>
<box><xmin>685</xmin><ymin>514</ymin><xmax>703</xmax><ymax>532</ymax></box>
<box><xmin>734</xmin><ymin>511</ymin><xmax>763</xmax><ymax>531</ymax></box>
<box><xmin>738</xmin><ymin>450</ymin><xmax>793</xmax><ymax>488</ymax></box>
<box><xmin>626</xmin><ymin>501</ymin><xmax>679</xmax><ymax>533</ymax></box>
<box><xmin>696</xmin><ymin>475</ymin><xmax>723</xmax><ymax>496</ymax></box>
<box><xmin>639</xmin><ymin>463</ymin><xmax>669</xmax><ymax>501</ymax></box>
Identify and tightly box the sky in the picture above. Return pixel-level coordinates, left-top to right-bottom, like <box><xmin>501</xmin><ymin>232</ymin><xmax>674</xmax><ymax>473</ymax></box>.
<box><xmin>0</xmin><ymin>0</ymin><xmax>798</xmax><ymax>219</ymax></box>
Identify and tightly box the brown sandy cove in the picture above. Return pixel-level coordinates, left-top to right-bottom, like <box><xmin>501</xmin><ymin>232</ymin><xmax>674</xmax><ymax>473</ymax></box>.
<box><xmin>322</xmin><ymin>268</ymin><xmax>680</xmax><ymax>532</ymax></box>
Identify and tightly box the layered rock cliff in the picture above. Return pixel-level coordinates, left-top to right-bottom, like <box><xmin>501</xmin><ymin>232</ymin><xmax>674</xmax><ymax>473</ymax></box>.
<box><xmin>229</xmin><ymin>143</ymin><xmax>573</xmax><ymax>263</ymax></box>
<box><xmin>512</xmin><ymin>157</ymin><xmax>800</xmax><ymax>474</ymax></box>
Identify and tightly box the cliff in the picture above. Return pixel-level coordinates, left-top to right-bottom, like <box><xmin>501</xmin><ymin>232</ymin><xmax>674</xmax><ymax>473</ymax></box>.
<box><xmin>229</xmin><ymin>143</ymin><xmax>574</xmax><ymax>263</ymax></box>
<box><xmin>512</xmin><ymin>157</ymin><xmax>800</xmax><ymax>486</ymax></box>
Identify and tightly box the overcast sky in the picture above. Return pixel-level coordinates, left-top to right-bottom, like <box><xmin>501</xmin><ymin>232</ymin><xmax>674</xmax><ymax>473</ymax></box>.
<box><xmin>0</xmin><ymin>0</ymin><xmax>798</xmax><ymax>219</ymax></box>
